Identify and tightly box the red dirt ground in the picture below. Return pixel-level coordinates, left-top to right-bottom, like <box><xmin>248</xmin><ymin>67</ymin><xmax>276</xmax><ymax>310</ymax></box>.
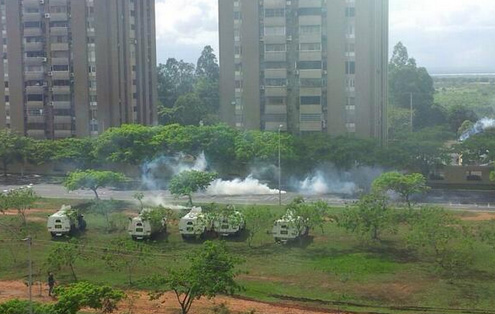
<box><xmin>0</xmin><ymin>281</ymin><xmax>347</xmax><ymax>314</ymax></box>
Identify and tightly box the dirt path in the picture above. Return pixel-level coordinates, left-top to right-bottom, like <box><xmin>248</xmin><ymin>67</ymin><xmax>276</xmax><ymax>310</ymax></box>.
<box><xmin>460</xmin><ymin>212</ymin><xmax>495</xmax><ymax>221</ymax></box>
<box><xmin>0</xmin><ymin>281</ymin><xmax>344</xmax><ymax>314</ymax></box>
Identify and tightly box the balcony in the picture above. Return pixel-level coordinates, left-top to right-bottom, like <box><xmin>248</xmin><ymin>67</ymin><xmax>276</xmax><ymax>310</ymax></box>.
<box><xmin>53</xmin><ymin>115</ymin><xmax>72</xmax><ymax>124</ymax></box>
<box><xmin>298</xmin><ymin>0</ymin><xmax>322</xmax><ymax>7</ymax></box>
<box><xmin>51</xmin><ymin>71</ymin><xmax>70</xmax><ymax>80</ymax></box>
<box><xmin>262</xmin><ymin>35</ymin><xmax>286</xmax><ymax>44</ymax></box>
<box><xmin>264</xmin><ymin>69</ymin><xmax>287</xmax><ymax>79</ymax></box>
<box><xmin>299</xmin><ymin>51</ymin><xmax>322</xmax><ymax>61</ymax></box>
<box><xmin>24</xmin><ymin>42</ymin><xmax>44</xmax><ymax>52</ymax></box>
<box><xmin>52</xmin><ymin>101</ymin><xmax>71</xmax><ymax>109</ymax></box>
<box><xmin>23</xmin><ymin>13</ymin><xmax>41</xmax><ymax>22</ymax></box>
<box><xmin>264</xmin><ymin>86</ymin><xmax>287</xmax><ymax>97</ymax></box>
<box><xmin>300</xmin><ymin>105</ymin><xmax>322</xmax><ymax>114</ymax></box>
<box><xmin>300</xmin><ymin>121</ymin><xmax>322</xmax><ymax>132</ymax></box>
<box><xmin>26</xmin><ymin>85</ymin><xmax>44</xmax><ymax>94</ymax></box>
<box><xmin>299</xmin><ymin>34</ymin><xmax>322</xmax><ymax>43</ymax></box>
<box><xmin>263</xmin><ymin>0</ymin><xmax>285</xmax><ymax>8</ymax></box>
<box><xmin>54</xmin><ymin>130</ymin><xmax>72</xmax><ymax>139</ymax></box>
<box><xmin>50</xmin><ymin>27</ymin><xmax>68</xmax><ymax>36</ymax></box>
<box><xmin>263</xmin><ymin>17</ymin><xmax>286</xmax><ymax>27</ymax></box>
<box><xmin>23</xmin><ymin>28</ymin><xmax>42</xmax><ymax>37</ymax></box>
<box><xmin>299</xmin><ymin>16</ymin><xmax>322</xmax><ymax>25</ymax></box>
<box><xmin>27</xmin><ymin>116</ymin><xmax>45</xmax><ymax>124</ymax></box>
<box><xmin>24</xmin><ymin>57</ymin><xmax>44</xmax><ymax>65</ymax></box>
<box><xmin>26</xmin><ymin>101</ymin><xmax>44</xmax><ymax>109</ymax></box>
<box><xmin>51</xmin><ymin>57</ymin><xmax>69</xmax><ymax>66</ymax></box>
<box><xmin>299</xmin><ymin>87</ymin><xmax>322</xmax><ymax>97</ymax></box>
<box><xmin>24</xmin><ymin>71</ymin><xmax>45</xmax><ymax>80</ymax></box>
<box><xmin>27</xmin><ymin>129</ymin><xmax>46</xmax><ymax>139</ymax></box>
<box><xmin>50</xmin><ymin>43</ymin><xmax>69</xmax><ymax>51</ymax></box>
<box><xmin>51</xmin><ymin>86</ymin><xmax>71</xmax><ymax>94</ymax></box>
<box><xmin>265</xmin><ymin>105</ymin><xmax>287</xmax><ymax>115</ymax></box>
<box><xmin>49</xmin><ymin>13</ymin><xmax>69</xmax><ymax>22</ymax></box>
<box><xmin>299</xmin><ymin>69</ymin><xmax>322</xmax><ymax>79</ymax></box>
<box><xmin>49</xmin><ymin>0</ymin><xmax>68</xmax><ymax>5</ymax></box>
<box><xmin>264</xmin><ymin>52</ymin><xmax>286</xmax><ymax>62</ymax></box>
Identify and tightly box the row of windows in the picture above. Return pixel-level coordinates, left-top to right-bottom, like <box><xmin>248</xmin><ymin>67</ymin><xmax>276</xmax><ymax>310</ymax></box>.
<box><xmin>261</xmin><ymin>25</ymin><xmax>322</xmax><ymax>38</ymax></box>
<box><xmin>264</xmin><ymin>43</ymin><xmax>322</xmax><ymax>52</ymax></box>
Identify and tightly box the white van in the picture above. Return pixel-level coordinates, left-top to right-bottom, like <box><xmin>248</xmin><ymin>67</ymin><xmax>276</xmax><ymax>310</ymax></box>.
<box><xmin>272</xmin><ymin>211</ymin><xmax>308</xmax><ymax>243</ymax></box>
<box><xmin>213</xmin><ymin>211</ymin><xmax>245</xmax><ymax>236</ymax></box>
<box><xmin>179</xmin><ymin>207</ymin><xmax>212</xmax><ymax>239</ymax></box>
<box><xmin>128</xmin><ymin>208</ymin><xmax>167</xmax><ymax>240</ymax></box>
<box><xmin>47</xmin><ymin>205</ymin><xmax>86</xmax><ymax>237</ymax></box>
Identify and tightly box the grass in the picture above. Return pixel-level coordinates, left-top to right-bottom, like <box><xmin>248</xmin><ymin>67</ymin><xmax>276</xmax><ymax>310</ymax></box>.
<box><xmin>2</xmin><ymin>199</ymin><xmax>495</xmax><ymax>313</ymax></box>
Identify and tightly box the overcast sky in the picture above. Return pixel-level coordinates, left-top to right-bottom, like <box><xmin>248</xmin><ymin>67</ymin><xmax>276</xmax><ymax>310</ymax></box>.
<box><xmin>155</xmin><ymin>0</ymin><xmax>495</xmax><ymax>74</ymax></box>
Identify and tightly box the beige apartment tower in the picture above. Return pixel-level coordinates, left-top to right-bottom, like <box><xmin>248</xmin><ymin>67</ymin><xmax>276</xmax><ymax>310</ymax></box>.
<box><xmin>219</xmin><ymin>0</ymin><xmax>388</xmax><ymax>141</ymax></box>
<box><xmin>0</xmin><ymin>0</ymin><xmax>157</xmax><ymax>139</ymax></box>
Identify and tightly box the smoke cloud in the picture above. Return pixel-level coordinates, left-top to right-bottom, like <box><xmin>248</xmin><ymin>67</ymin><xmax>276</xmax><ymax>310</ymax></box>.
<box><xmin>460</xmin><ymin>118</ymin><xmax>495</xmax><ymax>141</ymax></box>
<box><xmin>206</xmin><ymin>175</ymin><xmax>285</xmax><ymax>195</ymax></box>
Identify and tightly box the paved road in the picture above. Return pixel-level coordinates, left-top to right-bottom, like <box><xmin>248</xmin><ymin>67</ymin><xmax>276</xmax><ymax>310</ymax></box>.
<box><xmin>1</xmin><ymin>183</ymin><xmax>495</xmax><ymax>212</ymax></box>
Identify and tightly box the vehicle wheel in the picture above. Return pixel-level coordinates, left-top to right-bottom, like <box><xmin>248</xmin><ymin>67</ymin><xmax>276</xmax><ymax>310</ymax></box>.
<box><xmin>51</xmin><ymin>232</ymin><xmax>57</xmax><ymax>238</ymax></box>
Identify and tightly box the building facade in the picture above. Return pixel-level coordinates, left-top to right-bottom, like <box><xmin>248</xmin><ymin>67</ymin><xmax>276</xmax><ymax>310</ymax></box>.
<box><xmin>219</xmin><ymin>0</ymin><xmax>388</xmax><ymax>141</ymax></box>
<box><xmin>0</xmin><ymin>0</ymin><xmax>157</xmax><ymax>139</ymax></box>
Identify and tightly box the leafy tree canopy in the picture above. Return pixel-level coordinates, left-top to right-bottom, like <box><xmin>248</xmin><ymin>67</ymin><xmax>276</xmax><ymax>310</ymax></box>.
<box><xmin>168</xmin><ymin>170</ymin><xmax>217</xmax><ymax>205</ymax></box>
<box><xmin>372</xmin><ymin>172</ymin><xmax>429</xmax><ymax>207</ymax></box>
<box><xmin>63</xmin><ymin>170</ymin><xmax>128</xmax><ymax>200</ymax></box>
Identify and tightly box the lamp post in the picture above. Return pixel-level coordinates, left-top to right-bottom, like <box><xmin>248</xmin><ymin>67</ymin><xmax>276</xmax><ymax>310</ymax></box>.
<box><xmin>278</xmin><ymin>124</ymin><xmax>283</xmax><ymax>206</ymax></box>
<box><xmin>23</xmin><ymin>237</ymin><xmax>33</xmax><ymax>314</ymax></box>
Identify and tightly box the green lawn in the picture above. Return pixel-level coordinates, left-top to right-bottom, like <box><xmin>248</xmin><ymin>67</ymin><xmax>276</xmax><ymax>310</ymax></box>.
<box><xmin>2</xmin><ymin>198</ymin><xmax>495</xmax><ymax>313</ymax></box>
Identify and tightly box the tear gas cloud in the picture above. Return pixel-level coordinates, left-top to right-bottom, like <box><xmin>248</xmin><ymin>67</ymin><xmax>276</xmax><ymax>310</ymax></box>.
<box><xmin>206</xmin><ymin>175</ymin><xmax>285</xmax><ymax>195</ymax></box>
<box><xmin>459</xmin><ymin>118</ymin><xmax>495</xmax><ymax>141</ymax></box>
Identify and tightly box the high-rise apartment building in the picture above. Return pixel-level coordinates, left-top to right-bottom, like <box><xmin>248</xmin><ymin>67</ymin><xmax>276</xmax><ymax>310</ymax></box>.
<box><xmin>219</xmin><ymin>0</ymin><xmax>388</xmax><ymax>141</ymax></box>
<box><xmin>0</xmin><ymin>0</ymin><xmax>157</xmax><ymax>139</ymax></box>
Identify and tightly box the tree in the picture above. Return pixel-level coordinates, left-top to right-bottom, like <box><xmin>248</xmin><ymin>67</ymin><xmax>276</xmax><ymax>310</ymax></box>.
<box><xmin>168</xmin><ymin>170</ymin><xmax>217</xmax><ymax>206</ymax></box>
<box><xmin>0</xmin><ymin>299</ymin><xmax>50</xmax><ymax>314</ymax></box>
<box><xmin>196</xmin><ymin>46</ymin><xmax>219</xmax><ymax>81</ymax></box>
<box><xmin>149</xmin><ymin>241</ymin><xmax>242</xmax><ymax>314</ymax></box>
<box><xmin>5</xmin><ymin>186</ymin><xmax>39</xmax><ymax>225</ymax></box>
<box><xmin>160</xmin><ymin>93</ymin><xmax>207</xmax><ymax>126</ymax></box>
<box><xmin>389</xmin><ymin>42</ymin><xmax>436</xmax><ymax>130</ymax></box>
<box><xmin>133</xmin><ymin>192</ymin><xmax>144</xmax><ymax>211</ymax></box>
<box><xmin>0</xmin><ymin>130</ymin><xmax>30</xmax><ymax>177</ymax></box>
<box><xmin>63</xmin><ymin>170</ymin><xmax>128</xmax><ymax>200</ymax></box>
<box><xmin>407</xmin><ymin>206</ymin><xmax>474</xmax><ymax>277</ymax></box>
<box><xmin>235</xmin><ymin>130</ymin><xmax>296</xmax><ymax>163</ymax></box>
<box><xmin>243</xmin><ymin>206</ymin><xmax>274</xmax><ymax>247</ymax></box>
<box><xmin>372</xmin><ymin>172</ymin><xmax>430</xmax><ymax>207</ymax></box>
<box><xmin>453</xmin><ymin>130</ymin><xmax>495</xmax><ymax>165</ymax></box>
<box><xmin>50</xmin><ymin>137</ymin><xmax>97</xmax><ymax>169</ymax></box>
<box><xmin>102</xmin><ymin>238</ymin><xmax>150</xmax><ymax>285</ymax></box>
<box><xmin>94</xmin><ymin>124</ymin><xmax>158</xmax><ymax>166</ymax></box>
<box><xmin>285</xmin><ymin>197</ymin><xmax>329</xmax><ymax>240</ymax></box>
<box><xmin>447</xmin><ymin>105</ymin><xmax>478</xmax><ymax>134</ymax></box>
<box><xmin>338</xmin><ymin>193</ymin><xmax>396</xmax><ymax>241</ymax></box>
<box><xmin>53</xmin><ymin>281</ymin><xmax>125</xmax><ymax>314</ymax></box>
<box><xmin>46</xmin><ymin>239</ymin><xmax>84</xmax><ymax>282</ymax></box>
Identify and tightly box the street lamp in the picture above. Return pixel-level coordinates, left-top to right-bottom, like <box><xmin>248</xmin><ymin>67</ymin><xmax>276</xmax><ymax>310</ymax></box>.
<box><xmin>278</xmin><ymin>124</ymin><xmax>283</xmax><ymax>206</ymax></box>
<box><xmin>23</xmin><ymin>237</ymin><xmax>33</xmax><ymax>314</ymax></box>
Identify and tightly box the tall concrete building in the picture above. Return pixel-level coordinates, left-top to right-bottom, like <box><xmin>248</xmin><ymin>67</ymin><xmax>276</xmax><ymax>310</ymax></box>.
<box><xmin>0</xmin><ymin>0</ymin><xmax>157</xmax><ymax>139</ymax></box>
<box><xmin>219</xmin><ymin>0</ymin><xmax>388</xmax><ymax>141</ymax></box>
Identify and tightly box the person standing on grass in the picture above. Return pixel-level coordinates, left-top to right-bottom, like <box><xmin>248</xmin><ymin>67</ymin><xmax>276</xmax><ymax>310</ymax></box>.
<box><xmin>47</xmin><ymin>272</ymin><xmax>55</xmax><ymax>296</ymax></box>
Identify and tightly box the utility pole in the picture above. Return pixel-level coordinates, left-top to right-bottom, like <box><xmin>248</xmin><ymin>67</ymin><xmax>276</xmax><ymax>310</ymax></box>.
<box><xmin>409</xmin><ymin>92</ymin><xmax>413</xmax><ymax>132</ymax></box>
<box><xmin>24</xmin><ymin>237</ymin><xmax>33</xmax><ymax>314</ymax></box>
<box><xmin>278</xmin><ymin>124</ymin><xmax>283</xmax><ymax>206</ymax></box>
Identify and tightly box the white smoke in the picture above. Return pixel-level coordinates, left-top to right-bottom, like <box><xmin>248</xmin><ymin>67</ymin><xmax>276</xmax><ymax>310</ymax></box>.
<box><xmin>206</xmin><ymin>175</ymin><xmax>286</xmax><ymax>195</ymax></box>
<box><xmin>176</xmin><ymin>152</ymin><xmax>207</xmax><ymax>174</ymax></box>
<box><xmin>142</xmin><ymin>195</ymin><xmax>189</xmax><ymax>210</ymax></box>
<box><xmin>460</xmin><ymin>118</ymin><xmax>495</xmax><ymax>141</ymax></box>
<box><xmin>294</xmin><ymin>166</ymin><xmax>383</xmax><ymax>196</ymax></box>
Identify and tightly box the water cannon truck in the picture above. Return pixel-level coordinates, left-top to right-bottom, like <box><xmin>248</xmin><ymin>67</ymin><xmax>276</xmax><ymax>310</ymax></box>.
<box><xmin>213</xmin><ymin>210</ymin><xmax>245</xmax><ymax>237</ymax></box>
<box><xmin>272</xmin><ymin>210</ymin><xmax>308</xmax><ymax>244</ymax></box>
<box><xmin>179</xmin><ymin>207</ymin><xmax>212</xmax><ymax>239</ymax></box>
<box><xmin>128</xmin><ymin>208</ymin><xmax>167</xmax><ymax>240</ymax></box>
<box><xmin>47</xmin><ymin>205</ymin><xmax>86</xmax><ymax>237</ymax></box>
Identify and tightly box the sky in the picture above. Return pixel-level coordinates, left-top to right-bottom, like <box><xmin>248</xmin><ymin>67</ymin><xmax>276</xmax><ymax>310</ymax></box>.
<box><xmin>155</xmin><ymin>0</ymin><xmax>495</xmax><ymax>74</ymax></box>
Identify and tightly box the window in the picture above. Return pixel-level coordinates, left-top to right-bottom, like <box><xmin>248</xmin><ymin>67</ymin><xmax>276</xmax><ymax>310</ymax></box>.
<box><xmin>300</xmin><ymin>96</ymin><xmax>321</xmax><ymax>105</ymax></box>
<box><xmin>346</xmin><ymin>24</ymin><xmax>355</xmax><ymax>37</ymax></box>
<box><xmin>27</xmin><ymin>109</ymin><xmax>42</xmax><ymax>116</ymax></box>
<box><xmin>53</xmin><ymin>80</ymin><xmax>70</xmax><ymax>86</ymax></box>
<box><xmin>265</xmin><ymin>8</ymin><xmax>285</xmax><ymax>18</ymax></box>
<box><xmin>300</xmin><ymin>43</ymin><xmax>321</xmax><ymax>51</ymax></box>
<box><xmin>265</xmin><ymin>44</ymin><xmax>286</xmax><ymax>52</ymax></box>
<box><xmin>234</xmin><ymin>11</ymin><xmax>241</xmax><ymax>20</ymax></box>
<box><xmin>297</xmin><ymin>61</ymin><xmax>322</xmax><ymax>69</ymax></box>
<box><xmin>53</xmin><ymin>109</ymin><xmax>71</xmax><ymax>116</ymax></box>
<box><xmin>24</xmin><ymin>22</ymin><xmax>41</xmax><ymax>28</ymax></box>
<box><xmin>298</xmin><ymin>8</ymin><xmax>321</xmax><ymax>16</ymax></box>
<box><xmin>264</xmin><ymin>62</ymin><xmax>286</xmax><ymax>69</ymax></box>
<box><xmin>346</xmin><ymin>122</ymin><xmax>356</xmax><ymax>132</ymax></box>
<box><xmin>27</xmin><ymin>94</ymin><xmax>43</xmax><ymax>101</ymax></box>
<box><xmin>466</xmin><ymin>171</ymin><xmax>483</xmax><ymax>181</ymax></box>
<box><xmin>235</xmin><ymin>80</ymin><xmax>242</xmax><ymax>89</ymax></box>
<box><xmin>300</xmin><ymin>114</ymin><xmax>321</xmax><ymax>121</ymax></box>
<box><xmin>264</xmin><ymin>26</ymin><xmax>285</xmax><ymax>36</ymax></box>
<box><xmin>346</xmin><ymin>42</ymin><xmax>355</xmax><ymax>54</ymax></box>
<box><xmin>234</xmin><ymin>46</ymin><xmax>242</xmax><ymax>56</ymax></box>
<box><xmin>345</xmin><ymin>61</ymin><xmax>355</xmax><ymax>74</ymax></box>
<box><xmin>299</xmin><ymin>25</ymin><xmax>321</xmax><ymax>35</ymax></box>
<box><xmin>52</xmin><ymin>65</ymin><xmax>69</xmax><ymax>71</ymax></box>
<box><xmin>346</xmin><ymin>96</ymin><xmax>356</xmax><ymax>107</ymax></box>
<box><xmin>53</xmin><ymin>94</ymin><xmax>71</xmax><ymax>101</ymax></box>
<box><xmin>265</xmin><ymin>78</ymin><xmax>286</xmax><ymax>87</ymax></box>
<box><xmin>345</xmin><ymin>7</ymin><xmax>356</xmax><ymax>17</ymax></box>
<box><xmin>300</xmin><ymin>78</ymin><xmax>321</xmax><ymax>88</ymax></box>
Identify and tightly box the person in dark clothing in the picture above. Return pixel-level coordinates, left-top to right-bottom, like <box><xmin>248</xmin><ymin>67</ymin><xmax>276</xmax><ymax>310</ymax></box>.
<box><xmin>48</xmin><ymin>272</ymin><xmax>55</xmax><ymax>296</ymax></box>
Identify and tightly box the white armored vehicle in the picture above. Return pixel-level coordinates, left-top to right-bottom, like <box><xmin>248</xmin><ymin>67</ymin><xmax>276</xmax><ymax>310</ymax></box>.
<box><xmin>272</xmin><ymin>210</ymin><xmax>308</xmax><ymax>243</ymax></box>
<box><xmin>128</xmin><ymin>208</ymin><xmax>167</xmax><ymax>240</ymax></box>
<box><xmin>47</xmin><ymin>205</ymin><xmax>86</xmax><ymax>237</ymax></box>
<box><xmin>213</xmin><ymin>210</ymin><xmax>245</xmax><ymax>237</ymax></box>
<box><xmin>179</xmin><ymin>207</ymin><xmax>212</xmax><ymax>239</ymax></box>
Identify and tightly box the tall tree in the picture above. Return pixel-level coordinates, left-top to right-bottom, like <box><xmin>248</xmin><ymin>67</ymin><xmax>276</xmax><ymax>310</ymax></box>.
<box><xmin>0</xmin><ymin>130</ymin><xmax>30</xmax><ymax>177</ymax></box>
<box><xmin>195</xmin><ymin>45</ymin><xmax>219</xmax><ymax>81</ymax></box>
<box><xmin>168</xmin><ymin>170</ymin><xmax>217</xmax><ymax>206</ymax></box>
<box><xmin>159</xmin><ymin>93</ymin><xmax>207</xmax><ymax>126</ymax></box>
<box><xmin>388</xmin><ymin>42</ymin><xmax>436</xmax><ymax>130</ymax></box>
<box><xmin>157</xmin><ymin>58</ymin><xmax>195</xmax><ymax>110</ymax></box>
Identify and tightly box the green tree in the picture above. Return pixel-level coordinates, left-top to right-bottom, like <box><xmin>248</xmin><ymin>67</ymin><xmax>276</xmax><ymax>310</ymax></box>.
<box><xmin>94</xmin><ymin>124</ymin><xmax>158</xmax><ymax>166</ymax></box>
<box><xmin>148</xmin><ymin>241</ymin><xmax>242</xmax><ymax>314</ymax></box>
<box><xmin>285</xmin><ymin>197</ymin><xmax>329</xmax><ymax>240</ymax></box>
<box><xmin>5</xmin><ymin>186</ymin><xmax>39</xmax><ymax>225</ymax></box>
<box><xmin>53</xmin><ymin>281</ymin><xmax>125</xmax><ymax>314</ymax></box>
<box><xmin>243</xmin><ymin>206</ymin><xmax>274</xmax><ymax>247</ymax></box>
<box><xmin>46</xmin><ymin>239</ymin><xmax>84</xmax><ymax>282</ymax></box>
<box><xmin>133</xmin><ymin>192</ymin><xmax>144</xmax><ymax>211</ymax></box>
<box><xmin>103</xmin><ymin>238</ymin><xmax>150</xmax><ymax>285</ymax></box>
<box><xmin>0</xmin><ymin>130</ymin><xmax>30</xmax><ymax>177</ymax></box>
<box><xmin>453</xmin><ymin>130</ymin><xmax>495</xmax><ymax>165</ymax></box>
<box><xmin>160</xmin><ymin>93</ymin><xmax>207</xmax><ymax>126</ymax></box>
<box><xmin>50</xmin><ymin>137</ymin><xmax>97</xmax><ymax>169</ymax></box>
<box><xmin>235</xmin><ymin>130</ymin><xmax>296</xmax><ymax>163</ymax></box>
<box><xmin>196</xmin><ymin>45</ymin><xmax>219</xmax><ymax>81</ymax></box>
<box><xmin>63</xmin><ymin>170</ymin><xmax>128</xmax><ymax>200</ymax></box>
<box><xmin>407</xmin><ymin>206</ymin><xmax>474</xmax><ymax>277</ymax></box>
<box><xmin>372</xmin><ymin>172</ymin><xmax>430</xmax><ymax>207</ymax></box>
<box><xmin>338</xmin><ymin>193</ymin><xmax>396</xmax><ymax>241</ymax></box>
<box><xmin>447</xmin><ymin>105</ymin><xmax>478</xmax><ymax>134</ymax></box>
<box><xmin>458</xmin><ymin>120</ymin><xmax>475</xmax><ymax>137</ymax></box>
<box><xmin>169</xmin><ymin>170</ymin><xmax>217</xmax><ymax>206</ymax></box>
<box><xmin>0</xmin><ymin>299</ymin><xmax>50</xmax><ymax>314</ymax></box>
<box><xmin>389</xmin><ymin>42</ymin><xmax>437</xmax><ymax>130</ymax></box>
